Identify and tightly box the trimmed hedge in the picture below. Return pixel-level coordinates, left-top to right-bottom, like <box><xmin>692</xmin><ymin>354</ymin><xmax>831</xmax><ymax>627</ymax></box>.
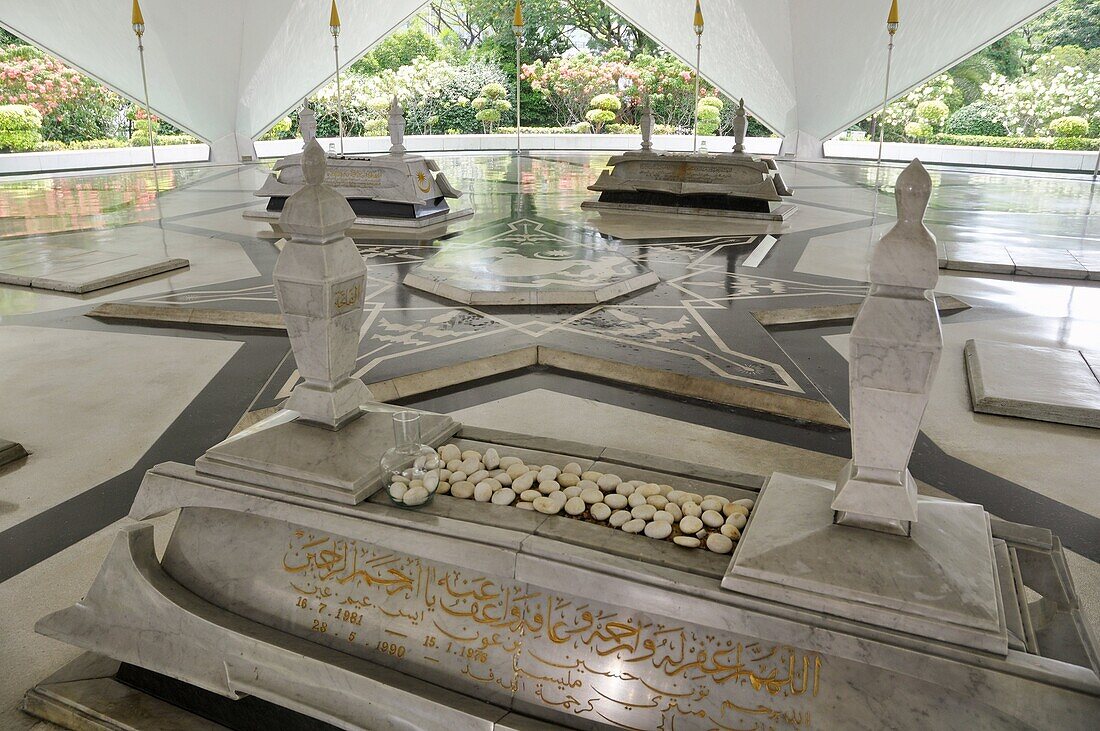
<box><xmin>930</xmin><ymin>133</ymin><xmax>1100</xmax><ymax>150</ymax></box>
<box><xmin>0</xmin><ymin>104</ymin><xmax>43</xmax><ymax>152</ymax></box>
<box><xmin>129</xmin><ymin>133</ymin><xmax>199</xmax><ymax>147</ymax></box>
<box><xmin>943</xmin><ymin>102</ymin><xmax>1008</xmax><ymax>137</ymax></box>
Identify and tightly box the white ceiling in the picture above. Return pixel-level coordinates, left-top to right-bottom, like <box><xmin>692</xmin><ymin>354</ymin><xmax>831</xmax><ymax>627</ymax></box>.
<box><xmin>0</xmin><ymin>0</ymin><xmax>1055</xmax><ymax>153</ymax></box>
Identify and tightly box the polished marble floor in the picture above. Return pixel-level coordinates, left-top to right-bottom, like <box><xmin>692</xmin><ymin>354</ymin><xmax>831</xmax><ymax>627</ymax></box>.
<box><xmin>1</xmin><ymin>153</ymin><xmax>1099</xmax><ymax>728</ymax></box>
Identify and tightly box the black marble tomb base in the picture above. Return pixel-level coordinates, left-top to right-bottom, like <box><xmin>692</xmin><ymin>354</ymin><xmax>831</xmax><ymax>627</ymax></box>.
<box><xmin>267</xmin><ymin>195</ymin><xmax>450</xmax><ymax>220</ymax></box>
<box><xmin>596</xmin><ymin>190</ymin><xmax>774</xmax><ymax>213</ymax></box>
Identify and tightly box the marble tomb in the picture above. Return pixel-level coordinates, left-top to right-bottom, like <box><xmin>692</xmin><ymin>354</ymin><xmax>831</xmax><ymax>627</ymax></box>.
<box><xmin>248</xmin><ymin>101</ymin><xmax>473</xmax><ymax>231</ymax></box>
<box><xmin>583</xmin><ymin>99</ymin><xmax>796</xmax><ymax>221</ymax></box>
<box><xmin>22</xmin><ymin>161</ymin><xmax>1100</xmax><ymax>730</ymax></box>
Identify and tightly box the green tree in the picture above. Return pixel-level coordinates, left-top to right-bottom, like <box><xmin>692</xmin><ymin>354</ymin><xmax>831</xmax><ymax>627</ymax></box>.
<box><xmin>0</xmin><ymin>28</ymin><xmax>27</xmax><ymax>46</ymax></box>
<box><xmin>1023</xmin><ymin>0</ymin><xmax>1100</xmax><ymax>50</ymax></box>
<box><xmin>351</xmin><ymin>22</ymin><xmax>443</xmax><ymax>75</ymax></box>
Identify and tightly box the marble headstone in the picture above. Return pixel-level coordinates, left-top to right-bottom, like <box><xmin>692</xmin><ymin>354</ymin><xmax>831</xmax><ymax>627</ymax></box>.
<box><xmin>832</xmin><ymin>159</ymin><xmax>942</xmax><ymax>535</ymax></box>
<box><xmin>722</xmin><ymin>159</ymin><xmax>1007</xmax><ymax>654</ymax></box>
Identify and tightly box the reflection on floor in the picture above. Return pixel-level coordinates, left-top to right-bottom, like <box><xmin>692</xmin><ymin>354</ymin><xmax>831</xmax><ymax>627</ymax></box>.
<box><xmin>0</xmin><ymin>153</ymin><xmax>1098</xmax><ymax>728</ymax></box>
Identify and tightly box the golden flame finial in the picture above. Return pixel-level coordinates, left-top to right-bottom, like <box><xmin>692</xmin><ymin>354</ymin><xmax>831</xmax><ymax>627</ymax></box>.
<box><xmin>131</xmin><ymin>0</ymin><xmax>145</xmax><ymax>32</ymax></box>
<box><xmin>513</xmin><ymin>1</ymin><xmax>524</xmax><ymax>29</ymax></box>
<box><xmin>329</xmin><ymin>0</ymin><xmax>341</xmax><ymax>30</ymax></box>
<box><xmin>693</xmin><ymin>1</ymin><xmax>704</xmax><ymax>35</ymax></box>
<box><xmin>887</xmin><ymin>0</ymin><xmax>899</xmax><ymax>34</ymax></box>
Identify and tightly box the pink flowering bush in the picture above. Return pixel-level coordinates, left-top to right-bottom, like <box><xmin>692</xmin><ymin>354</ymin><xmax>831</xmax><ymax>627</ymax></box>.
<box><xmin>0</xmin><ymin>45</ymin><xmax>124</xmax><ymax>142</ymax></box>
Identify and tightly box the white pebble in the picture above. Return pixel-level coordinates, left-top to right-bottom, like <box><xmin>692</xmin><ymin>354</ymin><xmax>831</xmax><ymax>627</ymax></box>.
<box><xmin>423</xmin><ymin>471</ymin><xmax>440</xmax><ymax>491</ymax></box>
<box><xmin>483</xmin><ymin>448</ymin><xmax>500</xmax><ymax>470</ymax></box>
<box><xmin>726</xmin><ymin>513</ymin><xmax>748</xmax><ymax>530</ymax></box>
<box><xmin>507</xmin><ymin>464</ymin><xmax>530</xmax><ymax>480</ymax></box>
<box><xmin>562</xmin><ymin>485</ymin><xmax>582</xmax><ymax>498</ymax></box>
<box><xmin>590</xmin><ymin>503</ymin><xmax>612</xmax><ymax>521</ymax></box>
<box><xmin>577</xmin><ymin>479</ymin><xmax>599</xmax><ymax>492</ymax></box>
<box><xmin>581</xmin><ymin>471</ymin><xmax>603</xmax><ymax>482</ymax></box>
<box><xmin>473</xmin><ymin>483</ymin><xmax>494</xmax><ymax>502</ymax></box>
<box><xmin>538</xmin><ymin>466</ymin><xmax>561</xmax><ymax>483</ymax></box>
<box><xmin>446</xmin><ymin>459</ymin><xmax>464</xmax><ymax>472</ymax></box>
<box><xmin>679</xmin><ymin>516</ymin><xmax>704</xmax><ymax>534</ymax></box>
<box><xmin>496</xmin><ymin>473</ymin><xmax>513</xmax><ymax>487</ymax></box>
<box><xmin>653</xmin><ymin>510</ymin><xmax>674</xmax><ymax>523</ymax></box>
<box><xmin>461</xmin><ymin>450</ymin><xmax>482</xmax><ymax>462</ymax></box>
<box><xmin>533</xmin><ymin>497</ymin><xmax>561</xmax><ymax>514</ymax></box>
<box><xmin>733</xmin><ymin>498</ymin><xmax>755</xmax><ymax>509</ymax></box>
<box><xmin>450</xmin><ymin>481</ymin><xmax>474</xmax><ymax>499</ymax></box>
<box><xmin>597</xmin><ymin>474</ymin><xmax>622</xmax><ymax>491</ymax></box>
<box><xmin>563</xmin><ymin>462</ymin><xmax>583</xmax><ymax>476</ymax></box>
<box><xmin>638</xmin><ymin>484</ymin><xmax>661</xmax><ymax>498</ymax></box>
<box><xmin>646</xmin><ymin>495</ymin><xmax>669</xmax><ymax>509</ymax></box>
<box><xmin>621</xmin><ymin>518</ymin><xmax>646</xmax><ymax>534</ymax></box>
<box><xmin>665</xmin><ymin>490</ymin><xmax>685</xmax><ymax>504</ymax></box>
<box><xmin>721</xmin><ymin>524</ymin><xmax>741</xmax><ymax>540</ymax></box>
<box><xmin>627</xmin><ymin>492</ymin><xmax>648</xmax><ymax>508</ymax></box>
<box><xmin>438</xmin><ymin>469</ymin><xmax>452</xmax><ymax>482</ymax></box>
<box><xmin>468</xmin><ymin>469</ymin><xmax>490</xmax><ymax>484</ymax></box>
<box><xmin>548</xmin><ymin>490</ymin><xmax>568</xmax><ymax>505</ymax></box>
<box><xmin>631</xmin><ymin>504</ymin><xmax>657</xmax><ymax>521</ymax></box>
<box><xmin>604</xmin><ymin>493</ymin><xmax>628</xmax><ymax>510</ymax></box>
<box><xmin>657</xmin><ymin>484</ymin><xmax>673</xmax><ymax>496</ymax></box>
<box><xmin>516</xmin><ymin>501</ymin><xmax>534</xmax><ymax>511</ymax></box>
<box><xmin>702</xmin><ymin>510</ymin><xmax>725</xmax><ymax>528</ymax></box>
<box><xmin>724</xmin><ymin>503</ymin><xmax>749</xmax><ymax>518</ymax></box>
<box><xmin>673</xmin><ymin>536</ymin><xmax>701</xmax><ymax>548</ymax></box>
<box><xmin>436</xmin><ymin>481</ymin><xmax>451</xmax><ymax>495</ymax></box>
<box><xmin>438</xmin><ymin>444</ymin><xmax>461</xmax><ymax>462</ymax></box>
<box><xmin>538</xmin><ymin>480</ymin><xmax>561</xmax><ymax>495</ymax></box>
<box><xmin>491</xmin><ymin>488</ymin><xmax>516</xmax><ymax>505</ymax></box>
<box><xmin>614</xmin><ymin>482</ymin><xmax>636</xmax><ymax>496</ymax></box>
<box><xmin>704</xmin><ymin>494</ymin><xmax>729</xmax><ymax>505</ymax></box>
<box><xmin>389</xmin><ymin>483</ymin><xmax>408</xmax><ymax>500</ymax></box>
<box><xmin>403</xmin><ymin>486</ymin><xmax>430</xmax><ymax>506</ymax></box>
<box><xmin>460</xmin><ymin>458</ymin><xmax>481</xmax><ymax>475</ymax></box>
<box><xmin>512</xmin><ymin>472</ymin><xmax>536</xmax><ymax>492</ymax></box>
<box><xmin>686</xmin><ymin>492</ymin><xmax>704</xmax><ymax>504</ymax></box>
<box><xmin>707</xmin><ymin>533</ymin><xmax>734</xmax><ymax>554</ymax></box>
<box><xmin>665</xmin><ymin>502</ymin><xmax>683</xmax><ymax>521</ymax></box>
<box><xmin>450</xmin><ymin>471</ymin><xmax>468</xmax><ymax>484</ymax></box>
<box><xmin>682</xmin><ymin>502</ymin><xmax>702</xmax><ymax>518</ymax></box>
<box><xmin>520</xmin><ymin>489</ymin><xmax>541</xmax><ymax>502</ymax></box>
<box><xmin>696</xmin><ymin>529</ymin><xmax>709</xmax><ymax>539</ymax></box>
<box><xmin>498</xmin><ymin>456</ymin><xmax>523</xmax><ymax>469</ymax></box>
<box><xmin>391</xmin><ymin>474</ymin><xmax>410</xmax><ymax>485</ymax></box>
<box><xmin>580</xmin><ymin>488</ymin><xmax>603</xmax><ymax>505</ymax></box>
<box><xmin>644</xmin><ymin>520</ymin><xmax>673</xmax><ymax>539</ymax></box>
<box><xmin>557</xmin><ymin>473</ymin><xmax>580</xmax><ymax>488</ymax></box>
<box><xmin>608</xmin><ymin>510</ymin><xmax>632</xmax><ymax>527</ymax></box>
<box><xmin>564</xmin><ymin>496</ymin><xmax>586</xmax><ymax>516</ymax></box>
<box><xmin>700</xmin><ymin>499</ymin><xmax>723</xmax><ymax>513</ymax></box>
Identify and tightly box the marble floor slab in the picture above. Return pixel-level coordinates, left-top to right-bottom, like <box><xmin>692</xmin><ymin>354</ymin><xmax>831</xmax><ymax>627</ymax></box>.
<box><xmin>965</xmin><ymin>339</ymin><xmax>1100</xmax><ymax>429</ymax></box>
<box><xmin>0</xmin><ymin>247</ymin><xmax>189</xmax><ymax>293</ymax></box>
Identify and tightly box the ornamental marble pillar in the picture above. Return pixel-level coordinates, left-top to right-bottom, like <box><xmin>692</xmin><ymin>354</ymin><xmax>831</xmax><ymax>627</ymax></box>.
<box><xmin>831</xmin><ymin>159</ymin><xmax>942</xmax><ymax>535</ymax></box>
<box><xmin>389</xmin><ymin>96</ymin><xmax>406</xmax><ymax>156</ymax></box>
<box><xmin>272</xmin><ymin>137</ymin><xmax>371</xmax><ymax>429</ymax></box>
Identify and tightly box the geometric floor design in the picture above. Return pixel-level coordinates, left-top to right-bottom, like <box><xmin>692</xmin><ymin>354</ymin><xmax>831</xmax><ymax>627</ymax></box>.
<box><xmin>90</xmin><ymin>207</ymin><xmax>967</xmax><ymax>426</ymax></box>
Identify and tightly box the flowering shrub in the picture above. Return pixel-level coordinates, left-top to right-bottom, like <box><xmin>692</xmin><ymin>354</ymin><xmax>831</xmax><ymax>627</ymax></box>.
<box><xmin>904</xmin><ymin>121</ymin><xmax>933</xmax><ymax>140</ymax></box>
<box><xmin>696</xmin><ymin>96</ymin><xmax>723</xmax><ymax>135</ymax></box>
<box><xmin>473</xmin><ymin>82</ymin><xmax>511</xmax><ymax>132</ymax></box>
<box><xmin>0</xmin><ymin>104</ymin><xmax>42</xmax><ymax>151</ymax></box>
<box><xmin>875</xmin><ymin>74</ymin><xmax>959</xmax><ymax>138</ymax></box>
<box><xmin>980</xmin><ymin>56</ymin><xmax>1100</xmax><ymax>136</ymax></box>
<box><xmin>916</xmin><ymin>100</ymin><xmax>949</xmax><ymax>127</ymax></box>
<box><xmin>311</xmin><ymin>58</ymin><xmax>507</xmax><ymax>136</ymax></box>
<box><xmin>0</xmin><ymin>46</ymin><xmax>123</xmax><ymax>142</ymax></box>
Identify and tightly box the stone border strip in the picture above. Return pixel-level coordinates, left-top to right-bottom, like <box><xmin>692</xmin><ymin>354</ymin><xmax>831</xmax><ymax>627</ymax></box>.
<box><xmin>940</xmin><ymin>243</ymin><xmax>1100</xmax><ymax>281</ymax></box>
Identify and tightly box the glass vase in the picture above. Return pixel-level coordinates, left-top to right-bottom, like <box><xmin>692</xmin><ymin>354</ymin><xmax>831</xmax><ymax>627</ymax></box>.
<box><xmin>380</xmin><ymin>411</ymin><xmax>439</xmax><ymax>508</ymax></box>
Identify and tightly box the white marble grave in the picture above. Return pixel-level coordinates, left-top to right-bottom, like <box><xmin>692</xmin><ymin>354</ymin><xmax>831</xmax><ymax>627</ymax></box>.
<box><xmin>723</xmin><ymin>160</ymin><xmax>1009</xmax><ymax>654</ymax></box>
<box><xmin>249</xmin><ymin>98</ymin><xmax>472</xmax><ymax>230</ymax></box>
<box><xmin>583</xmin><ymin>98</ymin><xmax>795</xmax><ymax>221</ymax></box>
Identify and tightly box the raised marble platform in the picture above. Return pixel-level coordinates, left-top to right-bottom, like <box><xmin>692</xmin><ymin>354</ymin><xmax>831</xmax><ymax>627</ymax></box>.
<box><xmin>0</xmin><ymin>437</ymin><xmax>28</xmax><ymax>467</ymax></box>
<box><xmin>965</xmin><ymin>339</ymin><xmax>1100</xmax><ymax>429</ymax></box>
<box><xmin>196</xmin><ymin>404</ymin><xmax>460</xmax><ymax>505</ymax></box>
<box><xmin>0</xmin><ymin>243</ymin><xmax>188</xmax><ymax>293</ymax></box>
<box><xmin>24</xmin><ymin>424</ymin><xmax>1100</xmax><ymax>730</ymax></box>
<box><xmin>402</xmin><ymin>217</ymin><xmax>659</xmax><ymax>305</ymax></box>
<box><xmin>941</xmin><ymin>242</ymin><xmax>1099</xmax><ymax>280</ymax></box>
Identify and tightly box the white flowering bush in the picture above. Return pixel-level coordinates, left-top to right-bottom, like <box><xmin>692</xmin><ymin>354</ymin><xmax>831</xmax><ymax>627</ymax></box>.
<box><xmin>872</xmin><ymin>74</ymin><xmax>959</xmax><ymax>137</ymax></box>
<box><xmin>980</xmin><ymin>57</ymin><xmax>1100</xmax><ymax>137</ymax></box>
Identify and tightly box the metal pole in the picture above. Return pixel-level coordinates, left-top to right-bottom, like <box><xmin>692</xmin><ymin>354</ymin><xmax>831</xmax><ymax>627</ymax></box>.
<box><xmin>515</xmin><ymin>36</ymin><xmax>522</xmax><ymax>155</ymax></box>
<box><xmin>876</xmin><ymin>35</ymin><xmax>895</xmax><ymax>167</ymax></box>
<box><xmin>334</xmin><ymin>35</ymin><xmax>344</xmax><ymax>154</ymax></box>
<box><xmin>137</xmin><ymin>37</ymin><xmax>156</xmax><ymax>169</ymax></box>
<box><xmin>1093</xmin><ymin>142</ymin><xmax>1099</xmax><ymax>179</ymax></box>
<box><xmin>693</xmin><ymin>37</ymin><xmax>701</xmax><ymax>152</ymax></box>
